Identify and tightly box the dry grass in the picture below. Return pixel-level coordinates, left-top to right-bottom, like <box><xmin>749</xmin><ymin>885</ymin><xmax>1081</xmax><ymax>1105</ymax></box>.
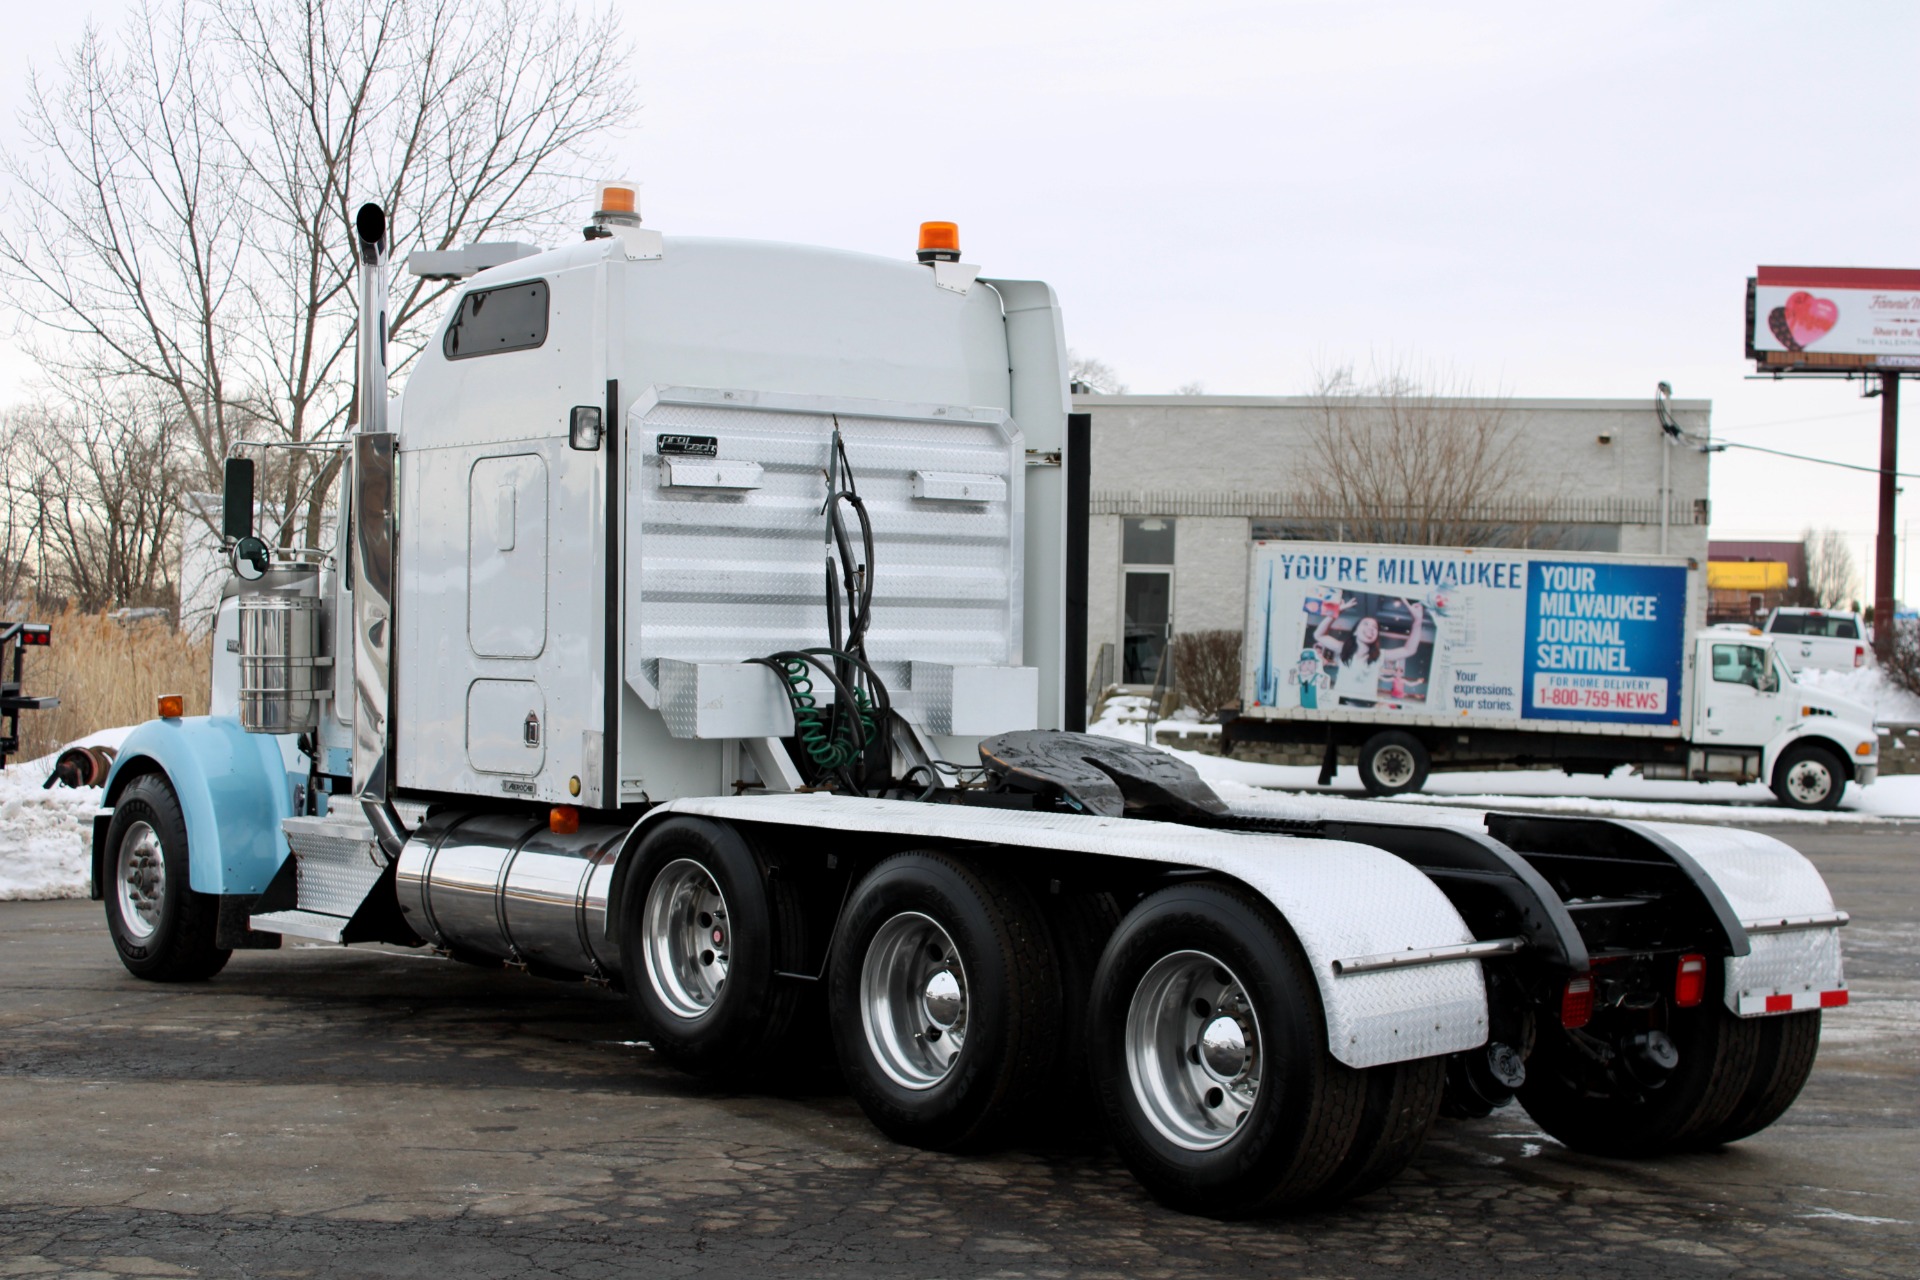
<box><xmin>8</xmin><ymin>610</ymin><xmax>211</xmax><ymax>761</ymax></box>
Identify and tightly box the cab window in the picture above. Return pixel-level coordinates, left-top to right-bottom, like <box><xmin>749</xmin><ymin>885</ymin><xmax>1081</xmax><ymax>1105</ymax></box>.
<box><xmin>443</xmin><ymin>279</ymin><xmax>549</xmax><ymax>360</ymax></box>
<box><xmin>1711</xmin><ymin>643</ymin><xmax>1766</xmax><ymax>689</ymax></box>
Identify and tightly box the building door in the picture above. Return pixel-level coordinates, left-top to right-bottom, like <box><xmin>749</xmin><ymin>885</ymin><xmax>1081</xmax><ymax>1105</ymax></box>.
<box><xmin>1119</xmin><ymin>517</ymin><xmax>1176</xmax><ymax>685</ymax></box>
<box><xmin>1122</xmin><ymin>570</ymin><xmax>1172</xmax><ymax>684</ymax></box>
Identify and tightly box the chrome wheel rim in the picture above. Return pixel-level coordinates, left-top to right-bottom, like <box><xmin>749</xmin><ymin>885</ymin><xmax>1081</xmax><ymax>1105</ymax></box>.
<box><xmin>1372</xmin><ymin>745</ymin><xmax>1416</xmax><ymax>787</ymax></box>
<box><xmin>115</xmin><ymin>821</ymin><xmax>165</xmax><ymax>942</ymax></box>
<box><xmin>860</xmin><ymin>911</ymin><xmax>968</xmax><ymax>1091</ymax></box>
<box><xmin>642</xmin><ymin>858</ymin><xmax>731</xmax><ymax>1019</ymax></box>
<box><xmin>1125</xmin><ymin>950</ymin><xmax>1263</xmax><ymax>1151</ymax></box>
<box><xmin>1786</xmin><ymin>759</ymin><xmax>1833</xmax><ymax>805</ymax></box>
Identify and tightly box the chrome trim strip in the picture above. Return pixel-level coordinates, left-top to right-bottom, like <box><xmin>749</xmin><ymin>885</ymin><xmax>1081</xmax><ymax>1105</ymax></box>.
<box><xmin>1741</xmin><ymin>911</ymin><xmax>1851</xmax><ymax>934</ymax></box>
<box><xmin>1332</xmin><ymin>936</ymin><xmax>1528</xmax><ymax>976</ymax></box>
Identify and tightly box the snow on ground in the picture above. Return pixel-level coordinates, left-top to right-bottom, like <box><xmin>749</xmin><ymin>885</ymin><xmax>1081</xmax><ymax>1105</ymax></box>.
<box><xmin>0</xmin><ymin>726</ymin><xmax>136</xmax><ymax>901</ymax></box>
<box><xmin>1091</xmin><ymin>695</ymin><xmax>1920</xmax><ymax>824</ymax></box>
<box><xmin>1796</xmin><ymin>665</ymin><xmax>1920</xmax><ymax>725</ymax></box>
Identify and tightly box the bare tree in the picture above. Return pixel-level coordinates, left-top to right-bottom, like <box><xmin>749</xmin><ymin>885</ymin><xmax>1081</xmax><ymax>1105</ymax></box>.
<box><xmin>1068</xmin><ymin>349</ymin><xmax>1128</xmax><ymax>395</ymax></box>
<box><xmin>13</xmin><ymin>389</ymin><xmax>187</xmax><ymax>613</ymax></box>
<box><xmin>1</xmin><ymin>0</ymin><xmax>635</xmax><ymax>549</ymax></box>
<box><xmin>1299</xmin><ymin>359</ymin><xmax>1542</xmax><ymax>547</ymax></box>
<box><xmin>1174</xmin><ymin>380</ymin><xmax>1206</xmax><ymax>395</ymax></box>
<box><xmin>0</xmin><ymin>416</ymin><xmax>39</xmax><ymax>610</ymax></box>
<box><xmin>1173</xmin><ymin>629</ymin><xmax>1242</xmax><ymax>716</ymax></box>
<box><xmin>1802</xmin><ymin>528</ymin><xmax>1858</xmax><ymax>610</ymax></box>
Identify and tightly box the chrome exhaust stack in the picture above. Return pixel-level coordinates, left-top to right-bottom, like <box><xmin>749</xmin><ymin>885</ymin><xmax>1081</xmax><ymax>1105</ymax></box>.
<box><xmin>350</xmin><ymin>201</ymin><xmax>406</xmax><ymax>857</ymax></box>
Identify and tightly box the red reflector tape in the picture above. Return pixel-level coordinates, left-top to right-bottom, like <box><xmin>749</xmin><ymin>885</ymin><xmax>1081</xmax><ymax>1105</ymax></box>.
<box><xmin>1820</xmin><ymin>990</ymin><xmax>1849</xmax><ymax>1008</ymax></box>
<box><xmin>1764</xmin><ymin>994</ymin><xmax>1794</xmax><ymax>1013</ymax></box>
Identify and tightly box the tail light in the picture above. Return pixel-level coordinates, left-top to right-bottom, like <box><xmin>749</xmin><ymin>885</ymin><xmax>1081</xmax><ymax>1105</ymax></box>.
<box><xmin>1560</xmin><ymin>974</ymin><xmax>1595</xmax><ymax>1029</ymax></box>
<box><xmin>20</xmin><ymin>624</ymin><xmax>49</xmax><ymax>646</ymax></box>
<box><xmin>1674</xmin><ymin>954</ymin><xmax>1707</xmax><ymax>1008</ymax></box>
<box><xmin>1855</xmin><ymin>645</ymin><xmax>1865</xmax><ymax>667</ymax></box>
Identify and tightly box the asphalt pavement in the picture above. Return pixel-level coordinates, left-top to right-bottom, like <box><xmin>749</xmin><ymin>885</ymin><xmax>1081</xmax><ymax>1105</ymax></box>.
<box><xmin>0</xmin><ymin>820</ymin><xmax>1914</xmax><ymax>1279</ymax></box>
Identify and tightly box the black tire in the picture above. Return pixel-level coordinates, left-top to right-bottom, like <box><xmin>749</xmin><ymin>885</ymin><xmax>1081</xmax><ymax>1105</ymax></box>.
<box><xmin>1358</xmin><ymin>731</ymin><xmax>1430</xmax><ymax>797</ymax></box>
<box><xmin>1308</xmin><ymin>1056</ymin><xmax>1445</xmax><ymax>1206</ymax></box>
<box><xmin>1030</xmin><ymin>887</ymin><xmax>1123</xmax><ymax>1140</ymax></box>
<box><xmin>1087</xmin><ymin>880</ymin><xmax>1367</xmax><ymax>1217</ymax></box>
<box><xmin>827</xmin><ymin>851</ymin><xmax>1061</xmax><ymax>1151</ymax></box>
<box><xmin>1517</xmin><ymin>965</ymin><xmax>1762</xmax><ymax>1158</ymax></box>
<box><xmin>1772</xmin><ymin>743</ymin><xmax>1847</xmax><ymax>810</ymax></box>
<box><xmin>618</xmin><ymin>817</ymin><xmax>808</xmax><ymax>1078</ymax></box>
<box><xmin>1696</xmin><ymin>1011</ymin><xmax>1821</xmax><ymax>1146</ymax></box>
<box><xmin>102</xmin><ymin>773</ymin><xmax>231</xmax><ymax>981</ymax></box>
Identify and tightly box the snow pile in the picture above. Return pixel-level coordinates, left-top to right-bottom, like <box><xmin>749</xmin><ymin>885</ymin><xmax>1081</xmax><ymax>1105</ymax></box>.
<box><xmin>1794</xmin><ymin>666</ymin><xmax>1920</xmax><ymax>725</ymax></box>
<box><xmin>0</xmin><ymin>726</ymin><xmax>135</xmax><ymax>901</ymax></box>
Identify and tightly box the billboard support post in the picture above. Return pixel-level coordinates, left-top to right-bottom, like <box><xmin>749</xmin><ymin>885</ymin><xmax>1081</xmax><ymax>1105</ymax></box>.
<box><xmin>1877</xmin><ymin>373</ymin><xmax>1899</xmax><ymax>662</ymax></box>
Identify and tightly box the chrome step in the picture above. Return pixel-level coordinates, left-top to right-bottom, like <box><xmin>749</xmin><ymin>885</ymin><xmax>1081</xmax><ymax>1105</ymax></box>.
<box><xmin>248</xmin><ymin>908</ymin><xmax>349</xmax><ymax>944</ymax></box>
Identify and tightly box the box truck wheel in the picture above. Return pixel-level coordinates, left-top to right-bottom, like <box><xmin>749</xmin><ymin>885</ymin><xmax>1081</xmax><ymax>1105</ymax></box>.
<box><xmin>1358</xmin><ymin>732</ymin><xmax>1430</xmax><ymax>797</ymax></box>
<box><xmin>828</xmin><ymin>851</ymin><xmax>1061</xmax><ymax>1151</ymax></box>
<box><xmin>1696</xmin><ymin>1011</ymin><xmax>1821</xmax><ymax>1146</ymax></box>
<box><xmin>1771</xmin><ymin>743</ymin><xmax>1847</xmax><ymax>810</ymax></box>
<box><xmin>1086</xmin><ymin>880</ymin><xmax>1368</xmax><ymax>1217</ymax></box>
<box><xmin>1517</xmin><ymin>969</ymin><xmax>1764</xmax><ymax>1158</ymax></box>
<box><xmin>619</xmin><ymin>817</ymin><xmax>807</xmax><ymax>1077</ymax></box>
<box><xmin>103</xmin><ymin>774</ymin><xmax>231</xmax><ymax>981</ymax></box>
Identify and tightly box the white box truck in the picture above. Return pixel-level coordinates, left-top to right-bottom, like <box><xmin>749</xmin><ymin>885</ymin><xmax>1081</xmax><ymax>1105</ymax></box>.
<box><xmin>1230</xmin><ymin>540</ymin><xmax>1880</xmax><ymax>808</ymax></box>
<box><xmin>84</xmin><ymin>195</ymin><xmax>1851</xmax><ymax>1218</ymax></box>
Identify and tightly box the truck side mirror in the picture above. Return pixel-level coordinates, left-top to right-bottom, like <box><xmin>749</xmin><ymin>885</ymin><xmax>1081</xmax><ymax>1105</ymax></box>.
<box><xmin>233</xmin><ymin>534</ymin><xmax>270</xmax><ymax>581</ymax></box>
<box><xmin>223</xmin><ymin>458</ymin><xmax>256</xmax><ymax>540</ymax></box>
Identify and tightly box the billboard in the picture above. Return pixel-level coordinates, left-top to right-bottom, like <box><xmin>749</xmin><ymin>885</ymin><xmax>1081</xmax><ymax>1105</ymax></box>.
<box><xmin>1747</xmin><ymin>266</ymin><xmax>1920</xmax><ymax>371</ymax></box>
<box><xmin>1247</xmin><ymin>543</ymin><xmax>1690</xmax><ymax>729</ymax></box>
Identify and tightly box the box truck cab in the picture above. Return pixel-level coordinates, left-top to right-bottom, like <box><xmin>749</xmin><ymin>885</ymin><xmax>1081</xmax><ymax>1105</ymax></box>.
<box><xmin>1676</xmin><ymin>632</ymin><xmax>1878</xmax><ymax>807</ymax></box>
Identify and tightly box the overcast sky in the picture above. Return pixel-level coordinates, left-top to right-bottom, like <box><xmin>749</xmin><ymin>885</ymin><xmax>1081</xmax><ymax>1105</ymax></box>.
<box><xmin>5</xmin><ymin>1</ymin><xmax>1916</xmax><ymax>600</ymax></box>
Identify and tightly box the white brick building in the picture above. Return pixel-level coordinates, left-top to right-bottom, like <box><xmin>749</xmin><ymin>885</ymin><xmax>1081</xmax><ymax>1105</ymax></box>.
<box><xmin>1076</xmin><ymin>395</ymin><xmax>1712</xmax><ymax>688</ymax></box>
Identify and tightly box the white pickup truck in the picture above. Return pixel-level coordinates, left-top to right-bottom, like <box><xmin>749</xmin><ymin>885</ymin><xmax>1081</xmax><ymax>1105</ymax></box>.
<box><xmin>1762</xmin><ymin>607</ymin><xmax>1872</xmax><ymax>673</ymax></box>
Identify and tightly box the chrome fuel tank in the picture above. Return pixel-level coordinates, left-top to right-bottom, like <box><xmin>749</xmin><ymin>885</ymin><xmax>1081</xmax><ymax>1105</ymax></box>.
<box><xmin>395</xmin><ymin>810</ymin><xmax>624</xmax><ymax>978</ymax></box>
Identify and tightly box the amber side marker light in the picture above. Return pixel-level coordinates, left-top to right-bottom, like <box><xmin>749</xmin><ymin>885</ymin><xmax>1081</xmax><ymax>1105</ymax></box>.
<box><xmin>1856</xmin><ymin>741</ymin><xmax>1874</xmax><ymax>756</ymax></box>
<box><xmin>550</xmin><ymin>805</ymin><xmax>580</xmax><ymax>835</ymax></box>
<box><xmin>157</xmin><ymin>694</ymin><xmax>185</xmax><ymax>719</ymax></box>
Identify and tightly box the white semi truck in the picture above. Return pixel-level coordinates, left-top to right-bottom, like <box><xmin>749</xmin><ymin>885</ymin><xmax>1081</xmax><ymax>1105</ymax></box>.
<box><xmin>90</xmin><ymin>193</ymin><xmax>1850</xmax><ymax>1217</ymax></box>
<box><xmin>1232</xmin><ymin>539</ymin><xmax>1880</xmax><ymax>809</ymax></box>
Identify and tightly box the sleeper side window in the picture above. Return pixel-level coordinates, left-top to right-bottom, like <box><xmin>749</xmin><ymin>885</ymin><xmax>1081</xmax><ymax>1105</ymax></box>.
<box><xmin>443</xmin><ymin>279</ymin><xmax>549</xmax><ymax>360</ymax></box>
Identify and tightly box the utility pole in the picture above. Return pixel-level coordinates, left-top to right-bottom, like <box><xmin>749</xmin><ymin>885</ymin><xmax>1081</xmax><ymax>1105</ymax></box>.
<box><xmin>1874</xmin><ymin>373</ymin><xmax>1900</xmax><ymax>662</ymax></box>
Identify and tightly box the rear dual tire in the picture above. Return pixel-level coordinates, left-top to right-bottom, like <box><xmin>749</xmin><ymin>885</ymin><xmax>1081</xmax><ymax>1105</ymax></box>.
<box><xmin>1087</xmin><ymin>881</ymin><xmax>1435</xmax><ymax>1216</ymax></box>
<box><xmin>827</xmin><ymin>851</ymin><xmax>1062</xmax><ymax>1151</ymax></box>
<box><xmin>619</xmin><ymin>817</ymin><xmax>810</xmax><ymax>1078</ymax></box>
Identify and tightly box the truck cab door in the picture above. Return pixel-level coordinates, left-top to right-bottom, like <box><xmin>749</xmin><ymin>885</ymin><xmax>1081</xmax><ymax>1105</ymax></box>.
<box><xmin>1699</xmin><ymin>641</ymin><xmax>1786</xmax><ymax>746</ymax></box>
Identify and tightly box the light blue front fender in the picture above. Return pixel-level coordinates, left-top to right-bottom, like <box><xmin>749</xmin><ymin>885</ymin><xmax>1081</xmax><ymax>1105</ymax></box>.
<box><xmin>99</xmin><ymin>716</ymin><xmax>297</xmax><ymax>896</ymax></box>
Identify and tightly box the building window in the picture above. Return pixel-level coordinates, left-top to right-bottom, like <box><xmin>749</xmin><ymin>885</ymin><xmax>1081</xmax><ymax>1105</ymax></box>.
<box><xmin>1121</xmin><ymin>518</ymin><xmax>1174</xmax><ymax>684</ymax></box>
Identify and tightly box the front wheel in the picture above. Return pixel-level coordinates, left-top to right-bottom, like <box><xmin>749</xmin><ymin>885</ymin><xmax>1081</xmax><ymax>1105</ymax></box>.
<box><xmin>103</xmin><ymin>774</ymin><xmax>230</xmax><ymax>981</ymax></box>
<box><xmin>1772</xmin><ymin>743</ymin><xmax>1847</xmax><ymax>810</ymax></box>
<box><xmin>1087</xmin><ymin>881</ymin><xmax>1367</xmax><ymax>1217</ymax></box>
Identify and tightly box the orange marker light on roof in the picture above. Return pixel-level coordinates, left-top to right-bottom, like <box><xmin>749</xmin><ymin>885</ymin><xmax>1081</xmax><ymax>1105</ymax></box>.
<box><xmin>600</xmin><ymin>185</ymin><xmax>636</xmax><ymax>214</ymax></box>
<box><xmin>157</xmin><ymin>693</ymin><xmax>185</xmax><ymax>719</ymax></box>
<box><xmin>917</xmin><ymin>221</ymin><xmax>961</xmax><ymax>263</ymax></box>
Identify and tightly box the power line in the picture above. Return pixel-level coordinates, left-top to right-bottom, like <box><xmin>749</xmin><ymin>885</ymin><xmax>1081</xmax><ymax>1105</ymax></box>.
<box><xmin>1707</xmin><ymin>438</ymin><xmax>1920</xmax><ymax>480</ymax></box>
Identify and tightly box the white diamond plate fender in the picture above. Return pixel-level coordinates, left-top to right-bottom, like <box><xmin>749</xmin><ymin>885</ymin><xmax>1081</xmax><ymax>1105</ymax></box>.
<box><xmin>1638</xmin><ymin>821</ymin><xmax>1848</xmax><ymax>1017</ymax></box>
<box><xmin>627</xmin><ymin>793</ymin><xmax>1489</xmax><ymax>1069</ymax></box>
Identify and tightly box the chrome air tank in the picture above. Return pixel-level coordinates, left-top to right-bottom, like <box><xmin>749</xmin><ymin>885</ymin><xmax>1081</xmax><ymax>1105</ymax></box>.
<box><xmin>395</xmin><ymin>810</ymin><xmax>624</xmax><ymax>979</ymax></box>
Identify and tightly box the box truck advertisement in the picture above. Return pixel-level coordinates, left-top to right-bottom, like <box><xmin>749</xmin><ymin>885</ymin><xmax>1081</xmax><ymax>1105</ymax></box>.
<box><xmin>1247</xmin><ymin>543</ymin><xmax>1689</xmax><ymax>728</ymax></box>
